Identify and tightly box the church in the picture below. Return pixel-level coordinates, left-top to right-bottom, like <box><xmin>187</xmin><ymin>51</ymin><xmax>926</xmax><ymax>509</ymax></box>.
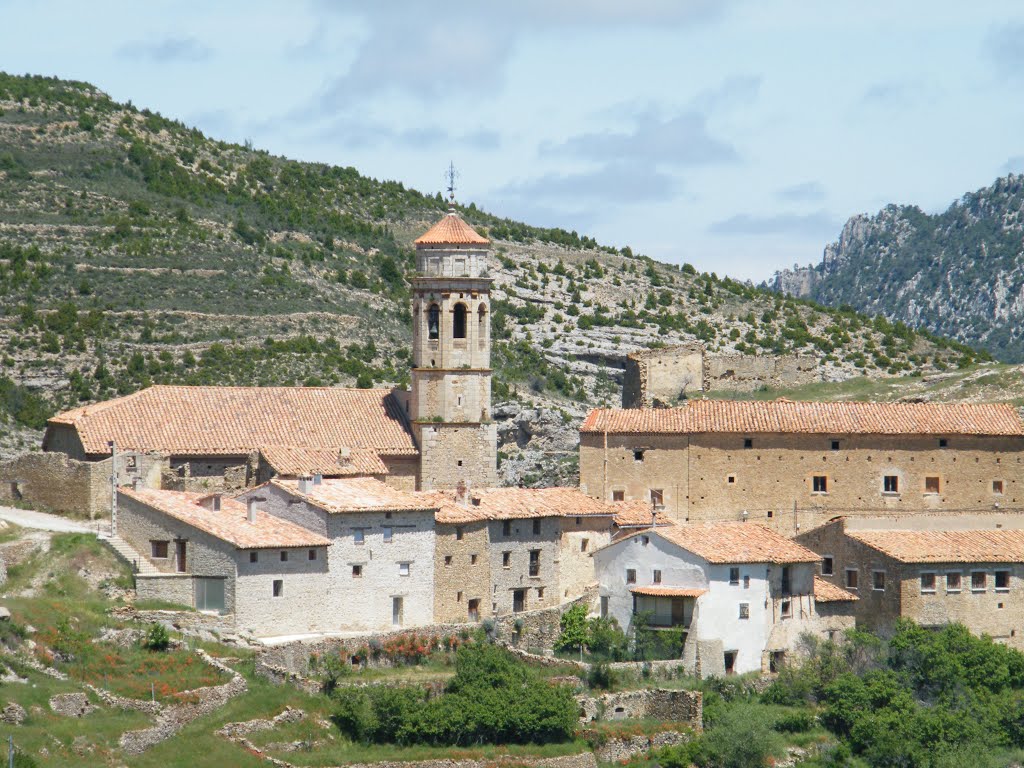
<box><xmin>39</xmin><ymin>206</ymin><xmax>500</xmax><ymax>497</ymax></box>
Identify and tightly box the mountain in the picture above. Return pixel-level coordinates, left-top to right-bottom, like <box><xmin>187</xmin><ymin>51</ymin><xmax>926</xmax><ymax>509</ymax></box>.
<box><xmin>0</xmin><ymin>73</ymin><xmax>980</xmax><ymax>480</ymax></box>
<box><xmin>771</xmin><ymin>174</ymin><xmax>1024</xmax><ymax>362</ymax></box>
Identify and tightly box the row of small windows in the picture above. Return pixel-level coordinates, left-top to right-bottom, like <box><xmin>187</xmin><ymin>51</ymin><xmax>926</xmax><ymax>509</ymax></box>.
<box><xmin>811</xmin><ymin>475</ymin><xmax>951</xmax><ymax>494</ymax></box>
<box><xmin>634</xmin><ymin>437</ymin><xmax>955</xmax><ymax>458</ymax></box>
<box><xmin>824</xmin><ymin>557</ymin><xmax>1011</xmax><ymax>594</ymax></box>
<box><xmin>426</xmin><ymin>302</ymin><xmax>487</xmax><ymax>341</ymax></box>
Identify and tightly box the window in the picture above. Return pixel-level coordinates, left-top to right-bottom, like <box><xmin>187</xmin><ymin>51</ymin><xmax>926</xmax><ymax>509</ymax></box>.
<box><xmin>502</xmin><ymin>521</ymin><xmax>512</xmax><ymax>537</ymax></box>
<box><xmin>272</xmin><ymin>579</ymin><xmax>283</xmax><ymax>597</ymax></box>
<box><xmin>249</xmin><ymin>551</ymin><xmax>258</xmax><ymax>564</ymax></box>
<box><xmin>382</xmin><ymin>527</ymin><xmax>393</xmax><ymax>543</ymax></box>
<box><xmin>872</xmin><ymin>571</ymin><xmax>886</xmax><ymax>591</ymax></box>
<box><xmin>529</xmin><ymin>549</ymin><xmax>540</xmax><ymax>577</ymax></box>
<box><xmin>513</xmin><ymin>589</ymin><xmax>527</xmax><ymax>613</ymax></box>
<box><xmin>280</xmin><ymin>550</ymin><xmax>288</xmax><ymax>562</ymax></box>
<box><xmin>456</xmin><ymin>526</ymin><xmax>464</xmax><ymax>540</ymax></box>
<box><xmin>633</xmin><ymin>449</ymin><xmax>645</xmax><ymax>462</ymax></box>
<box><xmin>743</xmin><ymin>438</ymin><xmax>753</xmax><ymax>449</ymax></box>
<box><xmin>537</xmin><ymin>587</ymin><xmax>545</xmax><ymax>600</ymax></box>
<box><xmin>972</xmin><ymin>571</ymin><xmax>987</xmax><ymax>592</ymax></box>
<box><xmin>453</xmin><ymin>303</ymin><xmax>467</xmax><ymax>339</ymax></box>
<box><xmin>831</xmin><ymin>440</ymin><xmax>840</xmax><ymax>451</ymax></box>
<box><xmin>427</xmin><ymin>304</ymin><xmax>440</xmax><ymax>340</ymax></box>
<box><xmin>729</xmin><ymin>567</ymin><xmax>740</xmax><ymax>585</ymax></box>
<box><xmin>780</xmin><ymin>599</ymin><xmax>792</xmax><ymax>618</ymax></box>
<box><xmin>470</xmin><ymin>553</ymin><xmax>478</xmax><ymax>565</ymax></box>
<box><xmin>532</xmin><ymin>518</ymin><xmax>541</xmax><ymax>535</ymax></box>
<box><xmin>194</xmin><ymin>578</ymin><xmax>225</xmax><ymax>613</ymax></box>
<box><xmin>946</xmin><ymin>572</ymin><xmax>961</xmax><ymax>592</ymax></box>
<box><xmin>444</xmin><ymin>555</ymin><xmax>452</xmax><ymax>567</ymax></box>
<box><xmin>925</xmin><ymin>476</ymin><xmax>940</xmax><ymax>494</ymax></box>
<box><xmin>354</xmin><ymin>529</ymin><xmax>365</xmax><ymax>545</ymax></box>
<box><xmin>724</xmin><ymin>651</ymin><xmax>737</xmax><ymax>675</ymax></box>
<box><xmin>151</xmin><ymin>540</ymin><xmax>169</xmax><ymax>558</ymax></box>
<box><xmin>993</xmin><ymin>480</ymin><xmax>1005</xmax><ymax>495</ymax></box>
<box><xmin>308</xmin><ymin>549</ymin><xmax>317</xmax><ymax>561</ymax></box>
<box><xmin>612</xmin><ymin>490</ymin><xmax>625</xmax><ymax>501</ymax></box>
<box><xmin>883</xmin><ymin>475</ymin><xmax>899</xmax><ymax>493</ymax></box>
<box><xmin>626</xmin><ymin>568</ymin><xmax>637</xmax><ymax>584</ymax></box>
<box><xmin>739</xmin><ymin>603</ymin><xmax>750</xmax><ymax>620</ymax></box>
<box><xmin>821</xmin><ymin>556</ymin><xmax>834</xmax><ymax>576</ymax></box>
<box><xmin>781</xmin><ymin>566</ymin><xmax>791</xmax><ymax>594</ymax></box>
<box><xmin>650</xmin><ymin>489</ymin><xmax>664</xmax><ymax>509</ymax></box>
<box><xmin>812</xmin><ymin>475</ymin><xmax>828</xmax><ymax>493</ymax></box>
<box><xmin>996</xmin><ymin>570</ymin><xmax>1010</xmax><ymax>591</ymax></box>
<box><xmin>743</xmin><ymin>574</ymin><xmax>750</xmax><ymax>588</ymax></box>
<box><xmin>920</xmin><ymin>572</ymin><xmax>936</xmax><ymax>593</ymax></box>
<box><xmin>456</xmin><ymin>591</ymin><xmax>463</xmax><ymax>602</ymax></box>
<box><xmin>399</xmin><ymin>562</ymin><xmax>411</xmax><ymax>577</ymax></box>
<box><xmin>352</xmin><ymin>564</ymin><xmax>362</xmax><ymax>578</ymax></box>
<box><xmin>477</xmin><ymin>305</ymin><xmax>487</xmax><ymax>348</ymax></box>
<box><xmin>468</xmin><ymin>598</ymin><xmax>480</xmax><ymax>621</ymax></box>
<box><xmin>393</xmin><ymin>596</ymin><xmax>404</xmax><ymax>627</ymax></box>
<box><xmin>727</xmin><ymin>475</ymin><xmax>736</xmax><ymax>484</ymax></box>
<box><xmin>845</xmin><ymin>568</ymin><xmax>859</xmax><ymax>590</ymax></box>
<box><xmin>581</xmin><ymin>539</ymin><xmax>589</xmax><ymax>552</ymax></box>
<box><xmin>653</xmin><ymin>569</ymin><xmax>662</xmax><ymax>584</ymax></box>
<box><xmin>502</xmin><ymin>551</ymin><xmax>511</xmax><ymax>567</ymax></box>
<box><xmin>939</xmin><ymin>438</ymin><xmax>948</xmax><ymax>448</ymax></box>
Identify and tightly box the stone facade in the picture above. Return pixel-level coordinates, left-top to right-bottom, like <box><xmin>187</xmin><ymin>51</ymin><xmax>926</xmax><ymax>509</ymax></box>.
<box><xmin>578</xmin><ymin>688</ymin><xmax>702</xmax><ymax>725</ymax></box>
<box><xmin>581</xmin><ymin>431</ymin><xmax>1024</xmax><ymax>533</ymax></box>
<box><xmin>434</xmin><ymin>521</ymin><xmax>490</xmax><ymax>624</ymax></box>
<box><xmin>622</xmin><ymin>343</ymin><xmax>821</xmax><ymax>407</ymax></box>
<box><xmin>487</xmin><ymin>515</ymin><xmax>562</xmax><ymax>616</ymax></box>
<box><xmin>797</xmin><ymin>515</ymin><xmax>1024</xmax><ymax>649</ymax></box>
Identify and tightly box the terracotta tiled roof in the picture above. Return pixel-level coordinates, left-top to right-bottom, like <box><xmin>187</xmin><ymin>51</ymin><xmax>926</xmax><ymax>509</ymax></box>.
<box><xmin>846</xmin><ymin>527</ymin><xmax>1024</xmax><ymax>563</ymax></box>
<box><xmin>416</xmin><ymin>491</ymin><xmax>490</xmax><ymax>524</ymax></box>
<box><xmin>47</xmin><ymin>385</ymin><xmax>417</xmax><ymax>457</ymax></box>
<box><xmin>814</xmin><ymin>576</ymin><xmax>859</xmax><ymax>602</ymax></box>
<box><xmin>630</xmin><ymin>586</ymin><xmax>706</xmax><ymax>598</ymax></box>
<box><xmin>271</xmin><ymin>477</ymin><xmax>437</xmax><ymax>514</ymax></box>
<box><xmin>611</xmin><ymin>500</ymin><xmax>674</xmax><ymax>528</ymax></box>
<box><xmin>581</xmin><ymin>400</ymin><xmax>1024</xmax><ymax>437</ymax></box>
<box><xmin>469</xmin><ymin>487</ymin><xmax>615</xmax><ymax>520</ymax></box>
<box><xmin>119</xmin><ymin>486</ymin><xmax>329</xmax><ymax>550</ymax></box>
<box><xmin>259</xmin><ymin>446</ymin><xmax>389</xmax><ymax>477</ymax></box>
<box><xmin>414</xmin><ymin>212</ymin><xmax>489</xmax><ymax>245</ymax></box>
<box><xmin>654</xmin><ymin>522</ymin><xmax>821</xmax><ymax>564</ymax></box>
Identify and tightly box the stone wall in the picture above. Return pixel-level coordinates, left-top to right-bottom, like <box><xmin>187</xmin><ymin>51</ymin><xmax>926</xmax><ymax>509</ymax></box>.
<box><xmin>416</xmin><ymin>422</ymin><xmax>498</xmax><ymax>491</ymax></box>
<box><xmin>0</xmin><ymin>450</ymin><xmax>162</xmax><ymax>518</ymax></box>
<box><xmin>705</xmin><ymin>353</ymin><xmax>820</xmax><ymax>393</ymax></box>
<box><xmin>434</xmin><ymin>521</ymin><xmax>490</xmax><ymax>624</ymax></box>
<box><xmin>578</xmin><ymin>688</ymin><xmax>702</xmax><ymax>726</ymax></box>
<box><xmin>487</xmin><ymin>515</ymin><xmax>562</xmax><ymax>616</ymax></box>
<box><xmin>492</xmin><ymin>589</ymin><xmax>598</xmax><ymax>649</ymax></box>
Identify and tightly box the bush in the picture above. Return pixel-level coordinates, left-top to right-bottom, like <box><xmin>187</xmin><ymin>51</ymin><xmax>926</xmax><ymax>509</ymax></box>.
<box><xmin>587</xmin><ymin>662</ymin><xmax>616</xmax><ymax>691</ymax></box>
<box><xmin>142</xmin><ymin>622</ymin><xmax>170</xmax><ymax>651</ymax></box>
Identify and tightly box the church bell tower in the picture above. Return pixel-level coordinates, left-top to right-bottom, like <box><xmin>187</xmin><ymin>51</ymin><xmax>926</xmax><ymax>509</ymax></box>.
<box><xmin>410</xmin><ymin>197</ymin><xmax>498</xmax><ymax>491</ymax></box>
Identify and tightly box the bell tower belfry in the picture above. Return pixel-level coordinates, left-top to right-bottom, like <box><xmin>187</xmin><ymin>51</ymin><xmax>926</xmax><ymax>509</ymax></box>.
<box><xmin>410</xmin><ymin>200</ymin><xmax>498</xmax><ymax>491</ymax></box>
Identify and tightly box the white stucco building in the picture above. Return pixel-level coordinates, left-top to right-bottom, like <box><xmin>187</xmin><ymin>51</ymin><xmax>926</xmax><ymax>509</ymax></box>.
<box><xmin>594</xmin><ymin>522</ymin><xmax>855</xmax><ymax>676</ymax></box>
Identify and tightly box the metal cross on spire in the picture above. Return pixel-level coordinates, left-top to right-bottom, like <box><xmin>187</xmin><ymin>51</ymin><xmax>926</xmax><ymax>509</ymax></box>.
<box><xmin>445</xmin><ymin>161</ymin><xmax>459</xmax><ymax>205</ymax></box>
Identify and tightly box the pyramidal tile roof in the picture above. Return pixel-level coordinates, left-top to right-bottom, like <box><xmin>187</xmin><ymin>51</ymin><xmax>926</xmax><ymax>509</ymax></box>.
<box><xmin>46</xmin><ymin>385</ymin><xmax>417</xmax><ymax>458</ymax></box>
<box><xmin>581</xmin><ymin>399</ymin><xmax>1024</xmax><ymax>437</ymax></box>
<box><xmin>119</xmin><ymin>486</ymin><xmax>330</xmax><ymax>550</ymax></box>
<box><xmin>414</xmin><ymin>211</ymin><xmax>489</xmax><ymax>245</ymax></box>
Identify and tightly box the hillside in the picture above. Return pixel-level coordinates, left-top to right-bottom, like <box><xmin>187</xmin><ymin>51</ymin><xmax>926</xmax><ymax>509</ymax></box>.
<box><xmin>772</xmin><ymin>174</ymin><xmax>1024</xmax><ymax>362</ymax></box>
<box><xmin>0</xmin><ymin>74</ymin><xmax>980</xmax><ymax>481</ymax></box>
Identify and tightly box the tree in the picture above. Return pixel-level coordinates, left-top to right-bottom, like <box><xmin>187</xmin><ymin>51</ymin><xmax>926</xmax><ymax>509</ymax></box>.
<box><xmin>555</xmin><ymin>604</ymin><xmax>589</xmax><ymax>654</ymax></box>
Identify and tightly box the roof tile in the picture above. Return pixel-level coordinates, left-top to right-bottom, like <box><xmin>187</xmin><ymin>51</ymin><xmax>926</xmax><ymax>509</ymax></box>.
<box><xmin>814</xmin><ymin>576</ymin><xmax>859</xmax><ymax>602</ymax></box>
<box><xmin>414</xmin><ymin>212</ymin><xmax>489</xmax><ymax>245</ymax></box>
<box><xmin>653</xmin><ymin>522</ymin><xmax>820</xmax><ymax>564</ymax></box>
<box><xmin>272</xmin><ymin>477</ymin><xmax>436</xmax><ymax>514</ymax></box>
<box><xmin>847</xmin><ymin>527</ymin><xmax>1024</xmax><ymax>563</ymax></box>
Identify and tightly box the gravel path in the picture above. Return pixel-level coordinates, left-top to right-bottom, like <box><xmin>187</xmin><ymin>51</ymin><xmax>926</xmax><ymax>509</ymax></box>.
<box><xmin>0</xmin><ymin>506</ymin><xmax>107</xmax><ymax>534</ymax></box>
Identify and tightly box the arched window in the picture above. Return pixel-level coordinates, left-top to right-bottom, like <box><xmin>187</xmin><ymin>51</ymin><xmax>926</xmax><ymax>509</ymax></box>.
<box><xmin>478</xmin><ymin>304</ymin><xmax>487</xmax><ymax>346</ymax></box>
<box><xmin>453</xmin><ymin>303</ymin><xmax>467</xmax><ymax>339</ymax></box>
<box><xmin>427</xmin><ymin>304</ymin><xmax>440</xmax><ymax>340</ymax></box>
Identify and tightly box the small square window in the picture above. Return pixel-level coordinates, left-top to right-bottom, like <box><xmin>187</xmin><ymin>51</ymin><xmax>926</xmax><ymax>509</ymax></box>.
<box><xmin>920</xmin><ymin>572</ymin><xmax>936</xmax><ymax>593</ymax></box>
<box><xmin>444</xmin><ymin>555</ymin><xmax>453</xmax><ymax>567</ymax></box>
<box><xmin>626</xmin><ymin>568</ymin><xmax>637</xmax><ymax>584</ymax></box>
<box><xmin>352</xmin><ymin>564</ymin><xmax>362</xmax><ymax>578</ymax></box>
<box><xmin>780</xmin><ymin>599</ymin><xmax>792</xmax><ymax>618</ymax></box>
<box><xmin>280</xmin><ymin>550</ymin><xmax>288</xmax><ymax>562</ymax></box>
<box><xmin>845</xmin><ymin>568</ymin><xmax>859</xmax><ymax>590</ymax></box>
<box><xmin>382</xmin><ymin>526</ymin><xmax>393</xmax><ymax>543</ymax></box>
<box><xmin>457</xmin><ymin>459</ymin><xmax>463</xmax><ymax>466</ymax></box>
<box><xmin>308</xmin><ymin>549</ymin><xmax>316</xmax><ymax>561</ymax></box>
<box><xmin>633</xmin><ymin>449</ymin><xmax>645</xmax><ymax>462</ymax></box>
<box><xmin>743</xmin><ymin>438</ymin><xmax>753</xmax><ymax>449</ymax></box>
<box><xmin>925</xmin><ymin>476</ymin><xmax>940</xmax><ymax>494</ymax></box>
<box><xmin>813</xmin><ymin>475</ymin><xmax>828</xmax><ymax>493</ymax></box>
<box><xmin>653</xmin><ymin>569</ymin><xmax>662</xmax><ymax>584</ymax></box>
<box><xmin>272</xmin><ymin>579</ymin><xmax>283</xmax><ymax>597</ymax></box>
<box><xmin>727</xmin><ymin>475</ymin><xmax>736</xmax><ymax>484</ymax></box>
<box><xmin>151</xmin><ymin>540</ymin><xmax>169</xmax><ymax>558</ymax></box>
<box><xmin>532</xmin><ymin>518</ymin><xmax>541</xmax><ymax>535</ymax></box>
<box><xmin>537</xmin><ymin>587</ymin><xmax>545</xmax><ymax>599</ymax></box>
<box><xmin>972</xmin><ymin>571</ymin><xmax>987</xmax><ymax>591</ymax></box>
<box><xmin>766</xmin><ymin>510</ymin><xmax>773</xmax><ymax>519</ymax></box>
<box><xmin>946</xmin><ymin>572</ymin><xmax>961</xmax><ymax>592</ymax></box>
<box><xmin>729</xmin><ymin>567</ymin><xmax>740</xmax><ymax>585</ymax></box>
<box><xmin>739</xmin><ymin>603</ymin><xmax>750</xmax><ymax>620</ymax></box>
<box><xmin>471</xmin><ymin>553</ymin><xmax>478</xmax><ymax>565</ymax></box>
<box><xmin>399</xmin><ymin>562</ymin><xmax>411</xmax><ymax>577</ymax></box>
<box><xmin>502</xmin><ymin>551</ymin><xmax>511</xmax><ymax>567</ymax></box>
<box><xmin>993</xmin><ymin>480</ymin><xmax>1005</xmax><ymax>495</ymax></box>
<box><xmin>831</xmin><ymin>440</ymin><xmax>840</xmax><ymax>451</ymax></box>
<box><xmin>995</xmin><ymin>570</ymin><xmax>1010</xmax><ymax>591</ymax></box>
<box><xmin>883</xmin><ymin>475</ymin><xmax>899</xmax><ymax>493</ymax></box>
<box><xmin>873</xmin><ymin>571</ymin><xmax>886</xmax><ymax>591</ymax></box>
<box><xmin>249</xmin><ymin>551</ymin><xmax>258</xmax><ymax>564</ymax></box>
<box><xmin>502</xmin><ymin>521</ymin><xmax>512</xmax><ymax>537</ymax></box>
<box><xmin>939</xmin><ymin>438</ymin><xmax>948</xmax><ymax>448</ymax></box>
<box><xmin>612</xmin><ymin>490</ymin><xmax>625</xmax><ymax>501</ymax></box>
<box><xmin>821</xmin><ymin>556</ymin><xmax>834</xmax><ymax>576</ymax></box>
<box><xmin>354</xmin><ymin>529</ymin><xmax>365</xmax><ymax>545</ymax></box>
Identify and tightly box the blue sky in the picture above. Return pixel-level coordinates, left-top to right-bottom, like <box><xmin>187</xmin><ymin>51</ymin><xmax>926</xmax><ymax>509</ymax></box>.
<box><xmin>2</xmin><ymin>1</ymin><xmax>1023</xmax><ymax>280</ymax></box>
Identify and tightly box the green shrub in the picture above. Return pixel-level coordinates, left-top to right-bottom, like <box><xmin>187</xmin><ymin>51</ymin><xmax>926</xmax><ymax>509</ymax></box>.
<box><xmin>142</xmin><ymin>622</ymin><xmax>170</xmax><ymax>651</ymax></box>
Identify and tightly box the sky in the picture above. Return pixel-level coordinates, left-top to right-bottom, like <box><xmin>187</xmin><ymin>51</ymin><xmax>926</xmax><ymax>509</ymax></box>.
<box><xmin>2</xmin><ymin>1</ymin><xmax>1023</xmax><ymax>281</ymax></box>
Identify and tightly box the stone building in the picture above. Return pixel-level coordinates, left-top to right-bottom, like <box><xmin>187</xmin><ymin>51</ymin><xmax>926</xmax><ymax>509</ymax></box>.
<box><xmin>593</xmin><ymin>522</ymin><xmax>855</xmax><ymax>676</ymax></box>
<box><xmin>237</xmin><ymin>476</ymin><xmax>437</xmax><ymax>633</ymax></box>
<box><xmin>797</xmin><ymin>513</ymin><xmax>1024</xmax><ymax>649</ymax></box>
<box><xmin>117</xmin><ymin>486</ymin><xmax>331</xmax><ymax>637</ymax></box>
<box><xmin>580</xmin><ymin>399</ymin><xmax>1024</xmax><ymax>534</ymax></box>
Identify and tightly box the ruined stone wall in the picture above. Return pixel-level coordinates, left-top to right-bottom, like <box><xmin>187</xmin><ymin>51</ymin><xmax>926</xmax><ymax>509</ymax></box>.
<box><xmin>622</xmin><ymin>344</ymin><xmax>704</xmax><ymax>408</ymax></box>
<box><xmin>434</xmin><ymin>521</ymin><xmax>490</xmax><ymax>624</ymax></box>
<box><xmin>163</xmin><ymin>455</ymin><xmax>253</xmax><ymax>492</ymax></box>
<box><xmin>706</xmin><ymin>353</ymin><xmax>821</xmax><ymax>393</ymax></box>
<box><xmin>578</xmin><ymin>688</ymin><xmax>702</xmax><ymax>726</ymax></box>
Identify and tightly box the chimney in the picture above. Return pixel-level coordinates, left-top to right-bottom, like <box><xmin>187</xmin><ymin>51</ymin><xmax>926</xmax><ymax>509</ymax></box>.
<box><xmin>297</xmin><ymin>476</ymin><xmax>311</xmax><ymax>494</ymax></box>
<box><xmin>247</xmin><ymin>496</ymin><xmax>265</xmax><ymax>524</ymax></box>
<box><xmin>313</xmin><ymin>473</ymin><xmax>323</xmax><ymax>485</ymax></box>
<box><xmin>455</xmin><ymin>480</ymin><xmax>469</xmax><ymax>506</ymax></box>
<box><xmin>741</xmin><ymin>509</ymin><xmax>749</xmax><ymax>523</ymax></box>
<box><xmin>212</xmin><ymin>494</ymin><xmax>221</xmax><ymax>512</ymax></box>
<box><xmin>338</xmin><ymin>447</ymin><xmax>351</xmax><ymax>466</ymax></box>
<box><xmin>132</xmin><ymin>476</ymin><xmax>142</xmax><ymax>491</ymax></box>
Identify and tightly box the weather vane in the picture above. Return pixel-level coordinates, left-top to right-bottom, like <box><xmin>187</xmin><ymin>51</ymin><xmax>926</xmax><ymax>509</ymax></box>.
<box><xmin>445</xmin><ymin>161</ymin><xmax>459</xmax><ymax>204</ymax></box>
